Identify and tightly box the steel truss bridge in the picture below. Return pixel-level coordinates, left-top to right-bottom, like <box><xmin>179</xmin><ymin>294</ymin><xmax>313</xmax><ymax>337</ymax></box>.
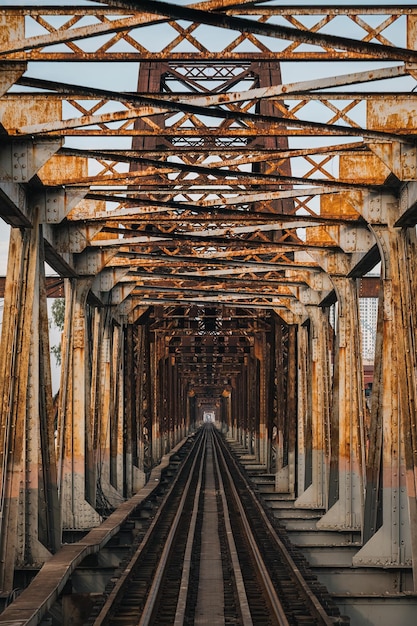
<box><xmin>1</xmin><ymin>1</ymin><xmax>417</xmax><ymax>623</ymax></box>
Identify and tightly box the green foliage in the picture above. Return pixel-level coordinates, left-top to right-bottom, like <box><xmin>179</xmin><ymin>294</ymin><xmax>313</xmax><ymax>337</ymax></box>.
<box><xmin>51</xmin><ymin>297</ymin><xmax>65</xmax><ymax>331</ymax></box>
<box><xmin>51</xmin><ymin>343</ymin><xmax>62</xmax><ymax>366</ymax></box>
<box><xmin>51</xmin><ymin>298</ymin><xmax>65</xmax><ymax>365</ymax></box>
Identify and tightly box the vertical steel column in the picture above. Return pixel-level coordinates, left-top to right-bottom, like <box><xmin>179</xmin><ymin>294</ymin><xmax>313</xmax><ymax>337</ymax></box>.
<box><xmin>186</xmin><ymin>390</ymin><xmax>193</xmax><ymax>433</ymax></box>
<box><xmin>124</xmin><ymin>322</ymin><xmax>150</xmax><ymax>494</ymax></box>
<box><xmin>275</xmin><ymin>321</ymin><xmax>286</xmax><ymax>484</ymax></box>
<box><xmin>237</xmin><ymin>367</ymin><xmax>244</xmax><ymax>447</ymax></box>
<box><xmin>0</xmin><ymin>221</ymin><xmax>59</xmax><ymax>590</ymax></box>
<box><xmin>237</xmin><ymin>368</ymin><xmax>246</xmax><ymax>446</ymax></box>
<box><xmin>243</xmin><ymin>355</ymin><xmax>251</xmax><ymax>451</ymax></box>
<box><xmin>221</xmin><ymin>389</ymin><xmax>231</xmax><ymax>435</ymax></box>
<box><xmin>190</xmin><ymin>392</ymin><xmax>197</xmax><ymax>431</ymax></box>
<box><xmin>167</xmin><ymin>355</ymin><xmax>174</xmax><ymax>449</ymax></box>
<box><xmin>95</xmin><ymin>314</ymin><xmax>124</xmax><ymax>507</ymax></box>
<box><xmin>124</xmin><ymin>324</ymin><xmax>135</xmax><ymax>497</ymax></box>
<box><xmin>268</xmin><ymin>318</ymin><xmax>278</xmax><ymax>476</ymax></box>
<box><xmin>177</xmin><ymin>363</ymin><xmax>185</xmax><ymax>441</ymax></box>
<box><xmin>274</xmin><ymin>322</ymin><xmax>297</xmax><ymax>495</ymax></box>
<box><xmin>286</xmin><ymin>325</ymin><xmax>298</xmax><ymax>496</ymax></box>
<box><xmin>150</xmin><ymin>332</ymin><xmax>164</xmax><ymax>464</ymax></box>
<box><xmin>317</xmin><ymin>276</ymin><xmax>365</xmax><ymax>530</ymax></box>
<box><xmin>229</xmin><ymin>377</ymin><xmax>238</xmax><ymax>441</ymax></box>
<box><xmin>179</xmin><ymin>364</ymin><xmax>184</xmax><ymax>440</ymax></box>
<box><xmin>158</xmin><ymin>357</ymin><xmax>167</xmax><ymax>456</ymax></box>
<box><xmin>136</xmin><ymin>321</ymin><xmax>152</xmax><ymax>485</ymax></box>
<box><xmin>57</xmin><ymin>278</ymin><xmax>101</xmax><ymax>530</ymax></box>
<box><xmin>254</xmin><ymin>333</ymin><xmax>267</xmax><ymax>466</ymax></box>
<box><xmin>296</xmin><ymin>306</ymin><xmax>331</xmax><ymax>509</ymax></box>
<box><xmin>161</xmin><ymin>356</ymin><xmax>169</xmax><ymax>454</ymax></box>
<box><xmin>0</xmin><ymin>225</ymin><xmax>36</xmax><ymax>591</ymax></box>
<box><xmin>113</xmin><ymin>324</ymin><xmax>124</xmax><ymax>494</ymax></box>
<box><xmin>296</xmin><ymin>321</ymin><xmax>309</xmax><ymax>497</ymax></box>
<box><xmin>86</xmin><ymin>307</ymin><xmax>102</xmax><ymax>508</ymax></box>
<box><xmin>29</xmin><ymin>230</ymin><xmax>60</xmax><ymax>558</ymax></box>
<box><xmin>353</xmin><ymin>220</ymin><xmax>415</xmax><ymax>581</ymax></box>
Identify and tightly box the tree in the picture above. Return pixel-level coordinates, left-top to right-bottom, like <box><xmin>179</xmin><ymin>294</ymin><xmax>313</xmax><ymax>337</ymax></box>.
<box><xmin>50</xmin><ymin>298</ymin><xmax>65</xmax><ymax>365</ymax></box>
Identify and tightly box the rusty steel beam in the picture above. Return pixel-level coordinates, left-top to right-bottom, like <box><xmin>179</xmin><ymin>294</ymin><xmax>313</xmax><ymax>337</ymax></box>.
<box><xmin>0</xmin><ymin>275</ymin><xmax>64</xmax><ymax>298</ymax></box>
<box><xmin>2</xmin><ymin>52</ymin><xmax>412</xmax><ymax>62</ymax></box>
<box><xmin>124</xmin><ymin>269</ymin><xmax>305</xmax><ymax>289</ymax></box>
<box><xmin>359</xmin><ymin>276</ymin><xmax>380</xmax><ymax>298</ymax></box>
<box><xmin>86</xmin><ymin>0</ymin><xmax>417</xmax><ymax>68</ymax></box>
<box><xmin>4</xmin><ymin>5</ymin><xmax>417</xmax><ymax>16</ymax></box>
<box><xmin>131</xmin><ymin>283</ymin><xmax>295</xmax><ymax>300</ymax></box>
<box><xmin>16</xmin><ymin>64</ymin><xmax>408</xmax><ymax>117</ymax></box>
<box><xmin>59</xmin><ymin>149</ymin><xmax>385</xmax><ymax>190</ymax></box>
<box><xmin>9</xmin><ymin>91</ymin><xmax>417</xmax><ymax>102</ymax></box>
<box><xmin>133</xmin><ymin>296</ymin><xmax>288</xmax><ymax>309</ymax></box>
<box><xmin>109</xmin><ymin>252</ymin><xmax>320</xmax><ymax>273</ymax></box>
<box><xmin>10</xmin><ymin>89</ymin><xmax>412</xmax><ymax>145</ymax></box>
<box><xmin>87</xmin><ymin>230</ymin><xmax>338</xmax><ymax>251</ymax></box>
<box><xmin>4</xmin><ymin>2</ymin><xmax>417</xmax><ymax>62</ymax></box>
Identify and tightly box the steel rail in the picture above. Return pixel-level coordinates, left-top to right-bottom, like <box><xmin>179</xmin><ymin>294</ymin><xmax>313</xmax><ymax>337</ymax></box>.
<box><xmin>212</xmin><ymin>428</ymin><xmax>291</xmax><ymax>625</ymax></box>
<box><xmin>210</xmin><ymin>427</ymin><xmax>254</xmax><ymax>625</ymax></box>
<box><xmin>137</xmin><ymin>430</ymin><xmax>207</xmax><ymax>625</ymax></box>
<box><xmin>172</xmin><ymin>436</ymin><xmax>206</xmax><ymax>625</ymax></box>
<box><xmin>91</xmin><ymin>429</ymin><xmax>207</xmax><ymax>626</ymax></box>
<box><xmin>215</xmin><ymin>429</ymin><xmax>338</xmax><ymax>626</ymax></box>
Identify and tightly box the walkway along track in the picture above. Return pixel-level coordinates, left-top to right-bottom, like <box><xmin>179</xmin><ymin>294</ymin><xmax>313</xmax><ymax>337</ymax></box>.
<box><xmin>0</xmin><ymin>426</ymin><xmax>348</xmax><ymax>625</ymax></box>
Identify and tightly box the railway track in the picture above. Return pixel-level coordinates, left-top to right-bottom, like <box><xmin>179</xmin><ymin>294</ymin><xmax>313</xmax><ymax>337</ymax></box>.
<box><xmin>85</xmin><ymin>425</ymin><xmax>348</xmax><ymax>626</ymax></box>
